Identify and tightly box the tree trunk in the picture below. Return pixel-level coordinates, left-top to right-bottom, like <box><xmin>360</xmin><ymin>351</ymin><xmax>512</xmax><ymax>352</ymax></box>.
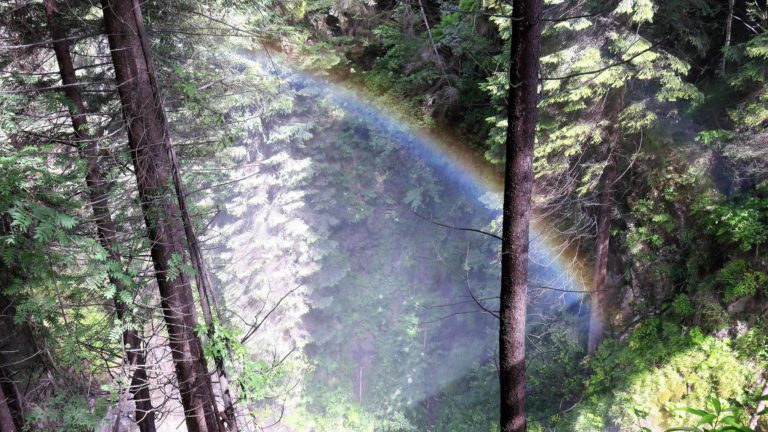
<box><xmin>587</xmin><ymin>154</ymin><xmax>617</xmax><ymax>355</ymax></box>
<box><xmin>0</xmin><ymin>383</ymin><xmax>16</xmax><ymax>432</ymax></box>
<box><xmin>499</xmin><ymin>0</ymin><xmax>542</xmax><ymax>431</ymax></box>
<box><xmin>750</xmin><ymin>379</ymin><xmax>768</xmax><ymax>430</ymax></box>
<box><xmin>721</xmin><ymin>0</ymin><xmax>735</xmax><ymax>75</ymax></box>
<box><xmin>99</xmin><ymin>0</ymin><xmax>222</xmax><ymax>430</ymax></box>
<box><xmin>43</xmin><ymin>1</ymin><xmax>156</xmax><ymax>430</ymax></box>
<box><xmin>0</xmin><ymin>294</ymin><xmax>28</xmax><ymax>432</ymax></box>
<box><xmin>168</xmin><ymin>150</ymin><xmax>238</xmax><ymax>431</ymax></box>
<box><xmin>587</xmin><ymin>94</ymin><xmax>622</xmax><ymax>356</ymax></box>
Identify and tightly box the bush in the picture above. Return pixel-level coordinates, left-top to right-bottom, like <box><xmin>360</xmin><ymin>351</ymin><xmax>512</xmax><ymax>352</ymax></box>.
<box><xmin>568</xmin><ymin>322</ymin><xmax>759</xmax><ymax>431</ymax></box>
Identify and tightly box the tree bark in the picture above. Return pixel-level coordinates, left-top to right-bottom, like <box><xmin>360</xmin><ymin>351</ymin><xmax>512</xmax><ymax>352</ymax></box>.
<box><xmin>43</xmin><ymin>1</ymin><xmax>156</xmax><ymax>430</ymax></box>
<box><xmin>587</xmin><ymin>94</ymin><xmax>622</xmax><ymax>356</ymax></box>
<box><xmin>750</xmin><ymin>379</ymin><xmax>768</xmax><ymax>430</ymax></box>
<box><xmin>172</xmin><ymin>155</ymin><xmax>238</xmax><ymax>431</ymax></box>
<box><xmin>499</xmin><ymin>0</ymin><xmax>542</xmax><ymax>431</ymax></box>
<box><xmin>99</xmin><ymin>0</ymin><xmax>222</xmax><ymax>430</ymax></box>
<box><xmin>0</xmin><ymin>292</ymin><xmax>29</xmax><ymax>432</ymax></box>
<box><xmin>0</xmin><ymin>383</ymin><xmax>16</xmax><ymax>432</ymax></box>
<box><xmin>721</xmin><ymin>0</ymin><xmax>735</xmax><ymax>75</ymax></box>
<box><xmin>587</xmin><ymin>153</ymin><xmax>617</xmax><ymax>355</ymax></box>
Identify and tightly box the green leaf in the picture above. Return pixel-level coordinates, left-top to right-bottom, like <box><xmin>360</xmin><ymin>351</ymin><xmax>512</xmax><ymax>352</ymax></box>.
<box><xmin>710</xmin><ymin>397</ymin><xmax>722</xmax><ymax>415</ymax></box>
<box><xmin>719</xmin><ymin>427</ymin><xmax>753</xmax><ymax>432</ymax></box>
<box><xmin>677</xmin><ymin>407</ymin><xmax>712</xmax><ymax>417</ymax></box>
<box><xmin>696</xmin><ymin>414</ymin><xmax>716</xmax><ymax>426</ymax></box>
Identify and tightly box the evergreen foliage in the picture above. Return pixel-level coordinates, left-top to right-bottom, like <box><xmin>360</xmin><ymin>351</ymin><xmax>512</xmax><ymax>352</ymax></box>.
<box><xmin>1</xmin><ymin>0</ymin><xmax>767</xmax><ymax>430</ymax></box>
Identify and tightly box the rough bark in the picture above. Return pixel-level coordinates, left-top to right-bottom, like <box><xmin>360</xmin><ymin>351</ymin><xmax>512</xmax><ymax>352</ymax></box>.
<box><xmin>499</xmin><ymin>0</ymin><xmax>542</xmax><ymax>431</ymax></box>
<box><xmin>167</xmin><ymin>144</ymin><xmax>237</xmax><ymax>430</ymax></box>
<box><xmin>43</xmin><ymin>1</ymin><xmax>157</xmax><ymax>430</ymax></box>
<box><xmin>587</xmin><ymin>94</ymin><xmax>622</xmax><ymax>356</ymax></box>
<box><xmin>150</xmin><ymin>16</ymin><xmax>238</xmax><ymax>431</ymax></box>
<box><xmin>587</xmin><ymin>153</ymin><xmax>617</xmax><ymax>355</ymax></box>
<box><xmin>0</xmin><ymin>383</ymin><xmax>16</xmax><ymax>432</ymax></box>
<box><xmin>99</xmin><ymin>0</ymin><xmax>222</xmax><ymax>430</ymax></box>
<box><xmin>0</xmin><ymin>294</ymin><xmax>29</xmax><ymax>432</ymax></box>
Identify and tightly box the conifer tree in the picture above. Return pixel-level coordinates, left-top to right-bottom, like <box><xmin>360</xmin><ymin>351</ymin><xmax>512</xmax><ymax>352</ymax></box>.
<box><xmin>499</xmin><ymin>0</ymin><xmax>543</xmax><ymax>431</ymax></box>
<box><xmin>99</xmin><ymin>0</ymin><xmax>222</xmax><ymax>429</ymax></box>
<box><xmin>42</xmin><ymin>1</ymin><xmax>157</xmax><ymax>428</ymax></box>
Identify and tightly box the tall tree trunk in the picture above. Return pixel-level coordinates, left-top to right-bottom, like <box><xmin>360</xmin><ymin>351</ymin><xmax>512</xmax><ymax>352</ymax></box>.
<box><xmin>721</xmin><ymin>0</ymin><xmax>735</xmax><ymax>75</ymax></box>
<box><xmin>99</xmin><ymin>0</ymin><xmax>222</xmax><ymax>430</ymax></box>
<box><xmin>0</xmin><ymin>294</ymin><xmax>27</xmax><ymax>432</ymax></box>
<box><xmin>0</xmin><ymin>383</ymin><xmax>16</xmax><ymax>432</ymax></box>
<box><xmin>587</xmin><ymin>154</ymin><xmax>617</xmax><ymax>355</ymax></box>
<box><xmin>499</xmin><ymin>0</ymin><xmax>542</xmax><ymax>431</ymax></box>
<box><xmin>168</xmin><ymin>151</ymin><xmax>237</xmax><ymax>431</ymax></box>
<box><xmin>587</xmin><ymin>94</ymin><xmax>622</xmax><ymax>356</ymax></box>
<box><xmin>43</xmin><ymin>1</ymin><xmax>157</xmax><ymax>430</ymax></box>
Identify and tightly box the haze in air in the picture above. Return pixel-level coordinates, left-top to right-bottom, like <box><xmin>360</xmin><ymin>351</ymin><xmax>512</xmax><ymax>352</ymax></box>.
<box><xmin>0</xmin><ymin>1</ymin><xmax>767</xmax><ymax>432</ymax></box>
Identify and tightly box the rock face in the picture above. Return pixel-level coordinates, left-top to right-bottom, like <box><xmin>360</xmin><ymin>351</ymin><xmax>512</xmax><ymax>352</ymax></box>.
<box><xmin>726</xmin><ymin>295</ymin><xmax>753</xmax><ymax>314</ymax></box>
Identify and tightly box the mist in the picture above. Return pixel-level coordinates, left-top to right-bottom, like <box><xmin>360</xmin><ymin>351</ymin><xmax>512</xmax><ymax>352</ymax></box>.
<box><xmin>181</xmin><ymin>51</ymin><xmax>588</xmax><ymax>431</ymax></box>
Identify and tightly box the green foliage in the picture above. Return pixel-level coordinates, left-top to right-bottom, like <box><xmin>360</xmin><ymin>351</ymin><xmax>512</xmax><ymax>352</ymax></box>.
<box><xmin>699</xmin><ymin>196</ymin><xmax>768</xmax><ymax>252</ymax></box>
<box><xmin>663</xmin><ymin>394</ymin><xmax>768</xmax><ymax>432</ymax></box>
<box><xmin>716</xmin><ymin>260</ymin><xmax>767</xmax><ymax>303</ymax></box>
<box><xmin>4</xmin><ymin>0</ymin><xmax>768</xmax><ymax>430</ymax></box>
<box><xmin>672</xmin><ymin>294</ymin><xmax>695</xmax><ymax>318</ymax></box>
<box><xmin>25</xmin><ymin>391</ymin><xmax>108</xmax><ymax>431</ymax></box>
<box><xmin>570</xmin><ymin>321</ymin><xmax>759</xmax><ymax>431</ymax></box>
<box><xmin>198</xmin><ymin>318</ymin><xmax>288</xmax><ymax>404</ymax></box>
<box><xmin>697</xmin><ymin>130</ymin><xmax>735</xmax><ymax>147</ymax></box>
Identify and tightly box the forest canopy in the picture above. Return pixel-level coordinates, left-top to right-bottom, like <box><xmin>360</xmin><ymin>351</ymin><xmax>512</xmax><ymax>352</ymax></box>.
<box><xmin>0</xmin><ymin>0</ymin><xmax>767</xmax><ymax>431</ymax></box>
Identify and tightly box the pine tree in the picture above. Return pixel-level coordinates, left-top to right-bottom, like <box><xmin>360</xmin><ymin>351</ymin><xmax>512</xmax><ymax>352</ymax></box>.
<box><xmin>99</xmin><ymin>0</ymin><xmax>222</xmax><ymax>429</ymax></box>
<box><xmin>499</xmin><ymin>0</ymin><xmax>543</xmax><ymax>431</ymax></box>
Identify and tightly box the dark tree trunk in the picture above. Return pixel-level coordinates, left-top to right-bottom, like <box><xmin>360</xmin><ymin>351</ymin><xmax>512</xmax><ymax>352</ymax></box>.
<box><xmin>587</xmin><ymin>94</ymin><xmax>622</xmax><ymax>356</ymax></box>
<box><xmin>0</xmin><ymin>383</ymin><xmax>16</xmax><ymax>432</ymax></box>
<box><xmin>587</xmin><ymin>154</ymin><xmax>617</xmax><ymax>355</ymax></box>
<box><xmin>0</xmin><ymin>371</ymin><xmax>21</xmax><ymax>432</ymax></box>
<box><xmin>0</xmin><ymin>294</ymin><xmax>29</xmax><ymax>432</ymax></box>
<box><xmin>499</xmin><ymin>0</ymin><xmax>542</xmax><ymax>431</ymax></box>
<box><xmin>169</xmin><ymin>153</ymin><xmax>238</xmax><ymax>431</ymax></box>
<box><xmin>99</xmin><ymin>0</ymin><xmax>222</xmax><ymax>430</ymax></box>
<box><xmin>43</xmin><ymin>1</ymin><xmax>157</xmax><ymax>430</ymax></box>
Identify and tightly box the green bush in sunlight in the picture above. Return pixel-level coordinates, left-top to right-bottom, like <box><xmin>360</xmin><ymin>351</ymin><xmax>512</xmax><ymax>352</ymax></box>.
<box><xmin>660</xmin><ymin>394</ymin><xmax>768</xmax><ymax>432</ymax></box>
<box><xmin>568</xmin><ymin>321</ymin><xmax>764</xmax><ymax>431</ymax></box>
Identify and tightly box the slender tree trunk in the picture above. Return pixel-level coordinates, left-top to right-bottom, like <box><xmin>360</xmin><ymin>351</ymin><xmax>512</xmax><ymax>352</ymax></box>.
<box><xmin>587</xmin><ymin>94</ymin><xmax>622</xmax><ymax>356</ymax></box>
<box><xmin>43</xmin><ymin>1</ymin><xmax>157</xmax><ymax>430</ymax></box>
<box><xmin>417</xmin><ymin>0</ymin><xmax>448</xmax><ymax>81</ymax></box>
<box><xmin>587</xmin><ymin>154</ymin><xmax>617</xmax><ymax>355</ymax></box>
<box><xmin>99</xmin><ymin>0</ymin><xmax>222</xmax><ymax>430</ymax></box>
<box><xmin>721</xmin><ymin>0</ymin><xmax>735</xmax><ymax>75</ymax></box>
<box><xmin>499</xmin><ymin>0</ymin><xmax>542</xmax><ymax>431</ymax></box>
<box><xmin>750</xmin><ymin>379</ymin><xmax>768</xmax><ymax>430</ymax></box>
<box><xmin>0</xmin><ymin>383</ymin><xmax>16</xmax><ymax>432</ymax></box>
<box><xmin>0</xmin><ymin>370</ymin><xmax>21</xmax><ymax>432</ymax></box>
<box><xmin>168</xmin><ymin>152</ymin><xmax>237</xmax><ymax>431</ymax></box>
<box><xmin>0</xmin><ymin>293</ymin><xmax>27</xmax><ymax>432</ymax></box>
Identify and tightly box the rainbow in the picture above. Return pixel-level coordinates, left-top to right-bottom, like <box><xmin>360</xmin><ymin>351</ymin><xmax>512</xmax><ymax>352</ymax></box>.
<box><xmin>236</xmin><ymin>49</ymin><xmax>591</xmax><ymax>308</ymax></box>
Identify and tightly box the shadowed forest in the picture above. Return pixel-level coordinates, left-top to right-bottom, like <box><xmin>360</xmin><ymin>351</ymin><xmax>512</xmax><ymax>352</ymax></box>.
<box><xmin>0</xmin><ymin>1</ymin><xmax>767</xmax><ymax>431</ymax></box>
